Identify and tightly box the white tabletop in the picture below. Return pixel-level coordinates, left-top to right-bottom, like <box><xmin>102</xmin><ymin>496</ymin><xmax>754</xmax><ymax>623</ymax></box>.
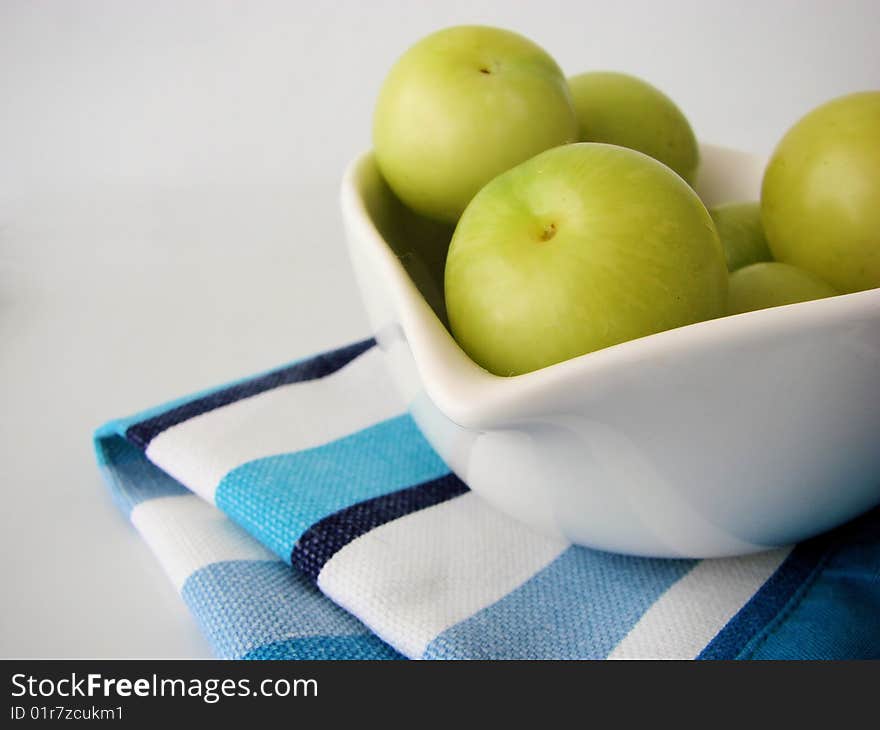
<box><xmin>2</xmin><ymin>0</ymin><xmax>877</xmax><ymax>657</ymax></box>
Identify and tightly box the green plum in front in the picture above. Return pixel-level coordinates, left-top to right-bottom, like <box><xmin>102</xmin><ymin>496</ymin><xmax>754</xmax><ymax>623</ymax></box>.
<box><xmin>761</xmin><ymin>91</ymin><xmax>880</xmax><ymax>293</ymax></box>
<box><xmin>373</xmin><ymin>26</ymin><xmax>578</xmax><ymax>223</ymax></box>
<box><xmin>568</xmin><ymin>71</ymin><xmax>699</xmax><ymax>184</ymax></box>
<box><xmin>445</xmin><ymin>143</ymin><xmax>727</xmax><ymax>376</ymax></box>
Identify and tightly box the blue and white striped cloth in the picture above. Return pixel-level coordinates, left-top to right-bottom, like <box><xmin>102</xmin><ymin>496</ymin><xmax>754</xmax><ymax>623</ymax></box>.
<box><xmin>94</xmin><ymin>338</ymin><xmax>880</xmax><ymax>660</ymax></box>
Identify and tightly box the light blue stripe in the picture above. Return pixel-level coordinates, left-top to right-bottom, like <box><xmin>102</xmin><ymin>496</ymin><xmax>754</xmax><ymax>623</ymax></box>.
<box><xmin>94</xmin><ymin>433</ymin><xmax>189</xmax><ymax>515</ymax></box>
<box><xmin>243</xmin><ymin>634</ymin><xmax>402</xmax><ymax>660</ymax></box>
<box><xmin>181</xmin><ymin>559</ymin><xmax>378</xmax><ymax>659</ymax></box>
<box><xmin>215</xmin><ymin>414</ymin><xmax>450</xmax><ymax>561</ymax></box>
<box><xmin>423</xmin><ymin>546</ymin><xmax>697</xmax><ymax>659</ymax></box>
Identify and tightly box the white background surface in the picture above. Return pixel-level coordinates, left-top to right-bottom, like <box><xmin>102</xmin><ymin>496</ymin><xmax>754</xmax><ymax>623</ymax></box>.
<box><xmin>1</xmin><ymin>0</ymin><xmax>878</xmax><ymax>657</ymax></box>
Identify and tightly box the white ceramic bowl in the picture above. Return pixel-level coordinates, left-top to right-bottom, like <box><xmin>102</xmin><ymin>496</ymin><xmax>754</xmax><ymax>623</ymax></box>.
<box><xmin>341</xmin><ymin>144</ymin><xmax>880</xmax><ymax>558</ymax></box>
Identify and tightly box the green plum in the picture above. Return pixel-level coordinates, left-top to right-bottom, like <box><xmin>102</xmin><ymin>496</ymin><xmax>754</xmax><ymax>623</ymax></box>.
<box><xmin>568</xmin><ymin>71</ymin><xmax>699</xmax><ymax>184</ymax></box>
<box><xmin>727</xmin><ymin>262</ymin><xmax>837</xmax><ymax>315</ymax></box>
<box><xmin>373</xmin><ymin>26</ymin><xmax>578</xmax><ymax>223</ymax></box>
<box><xmin>761</xmin><ymin>91</ymin><xmax>880</xmax><ymax>293</ymax></box>
<box><xmin>445</xmin><ymin>143</ymin><xmax>727</xmax><ymax>376</ymax></box>
<box><xmin>709</xmin><ymin>201</ymin><xmax>773</xmax><ymax>271</ymax></box>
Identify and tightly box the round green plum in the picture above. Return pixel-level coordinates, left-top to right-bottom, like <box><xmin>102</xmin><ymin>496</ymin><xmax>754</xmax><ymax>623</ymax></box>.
<box><xmin>445</xmin><ymin>143</ymin><xmax>727</xmax><ymax>376</ymax></box>
<box><xmin>709</xmin><ymin>201</ymin><xmax>773</xmax><ymax>271</ymax></box>
<box><xmin>568</xmin><ymin>71</ymin><xmax>699</xmax><ymax>184</ymax></box>
<box><xmin>373</xmin><ymin>26</ymin><xmax>578</xmax><ymax>223</ymax></box>
<box><xmin>727</xmin><ymin>262</ymin><xmax>837</xmax><ymax>315</ymax></box>
<box><xmin>761</xmin><ymin>91</ymin><xmax>880</xmax><ymax>293</ymax></box>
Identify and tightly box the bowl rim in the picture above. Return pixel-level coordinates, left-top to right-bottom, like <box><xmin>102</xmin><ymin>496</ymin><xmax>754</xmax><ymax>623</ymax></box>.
<box><xmin>341</xmin><ymin>144</ymin><xmax>880</xmax><ymax>429</ymax></box>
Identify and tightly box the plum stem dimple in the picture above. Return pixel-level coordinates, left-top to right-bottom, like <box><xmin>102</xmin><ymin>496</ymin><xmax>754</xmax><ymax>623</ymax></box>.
<box><xmin>539</xmin><ymin>222</ymin><xmax>557</xmax><ymax>242</ymax></box>
<box><xmin>479</xmin><ymin>67</ymin><xmax>491</xmax><ymax>74</ymax></box>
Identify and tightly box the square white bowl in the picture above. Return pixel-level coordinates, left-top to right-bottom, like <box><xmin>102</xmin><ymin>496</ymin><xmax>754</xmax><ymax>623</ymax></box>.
<box><xmin>341</xmin><ymin>144</ymin><xmax>880</xmax><ymax>558</ymax></box>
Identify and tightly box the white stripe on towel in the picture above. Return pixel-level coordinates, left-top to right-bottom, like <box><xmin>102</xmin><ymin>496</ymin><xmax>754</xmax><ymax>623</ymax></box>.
<box><xmin>145</xmin><ymin>346</ymin><xmax>404</xmax><ymax>503</ymax></box>
<box><xmin>131</xmin><ymin>494</ymin><xmax>274</xmax><ymax>591</ymax></box>
<box><xmin>317</xmin><ymin>491</ymin><xmax>569</xmax><ymax>659</ymax></box>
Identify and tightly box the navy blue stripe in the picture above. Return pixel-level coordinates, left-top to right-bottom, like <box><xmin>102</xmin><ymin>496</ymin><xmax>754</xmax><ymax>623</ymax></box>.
<box><xmin>125</xmin><ymin>338</ymin><xmax>376</xmax><ymax>448</ymax></box>
<box><xmin>291</xmin><ymin>473</ymin><xmax>469</xmax><ymax>582</ymax></box>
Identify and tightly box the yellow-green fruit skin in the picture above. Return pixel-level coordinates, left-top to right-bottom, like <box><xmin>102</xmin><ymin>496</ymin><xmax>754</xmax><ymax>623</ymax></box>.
<box><xmin>709</xmin><ymin>202</ymin><xmax>773</xmax><ymax>271</ymax></box>
<box><xmin>445</xmin><ymin>144</ymin><xmax>727</xmax><ymax>376</ymax></box>
<box><xmin>568</xmin><ymin>71</ymin><xmax>699</xmax><ymax>184</ymax></box>
<box><xmin>373</xmin><ymin>26</ymin><xmax>578</xmax><ymax>223</ymax></box>
<box><xmin>761</xmin><ymin>91</ymin><xmax>880</xmax><ymax>293</ymax></box>
<box><xmin>727</xmin><ymin>262</ymin><xmax>837</xmax><ymax>315</ymax></box>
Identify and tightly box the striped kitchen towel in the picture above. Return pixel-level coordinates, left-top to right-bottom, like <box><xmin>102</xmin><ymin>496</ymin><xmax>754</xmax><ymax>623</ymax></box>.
<box><xmin>94</xmin><ymin>338</ymin><xmax>880</xmax><ymax>660</ymax></box>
